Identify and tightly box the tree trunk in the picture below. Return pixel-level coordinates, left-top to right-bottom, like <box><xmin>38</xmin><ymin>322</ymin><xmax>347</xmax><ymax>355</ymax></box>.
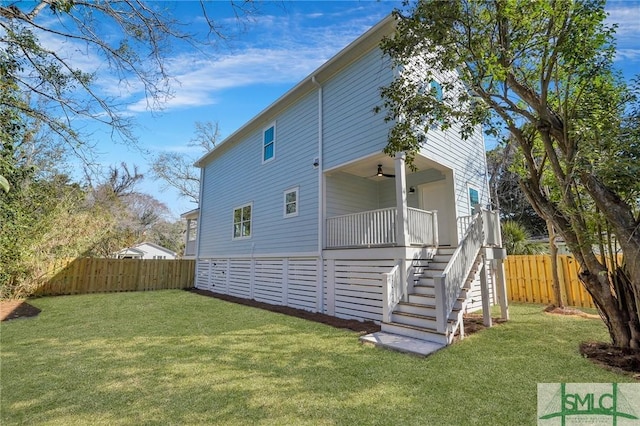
<box><xmin>547</xmin><ymin>220</ymin><xmax>565</xmax><ymax>309</ymax></box>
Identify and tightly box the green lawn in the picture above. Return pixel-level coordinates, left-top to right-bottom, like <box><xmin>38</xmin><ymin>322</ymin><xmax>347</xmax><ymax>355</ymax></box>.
<box><xmin>1</xmin><ymin>290</ymin><xmax>633</xmax><ymax>425</ymax></box>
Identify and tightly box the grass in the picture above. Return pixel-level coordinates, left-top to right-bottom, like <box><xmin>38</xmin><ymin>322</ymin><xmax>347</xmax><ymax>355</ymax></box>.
<box><xmin>1</xmin><ymin>290</ymin><xmax>634</xmax><ymax>425</ymax></box>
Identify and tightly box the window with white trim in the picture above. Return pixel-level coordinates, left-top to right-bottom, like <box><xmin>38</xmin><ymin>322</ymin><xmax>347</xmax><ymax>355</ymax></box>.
<box><xmin>468</xmin><ymin>186</ymin><xmax>480</xmax><ymax>213</ymax></box>
<box><xmin>430</xmin><ymin>80</ymin><xmax>443</xmax><ymax>101</ymax></box>
<box><xmin>284</xmin><ymin>187</ymin><xmax>299</xmax><ymax>218</ymax></box>
<box><xmin>263</xmin><ymin>123</ymin><xmax>275</xmax><ymax>162</ymax></box>
<box><xmin>233</xmin><ymin>203</ymin><xmax>252</xmax><ymax>239</ymax></box>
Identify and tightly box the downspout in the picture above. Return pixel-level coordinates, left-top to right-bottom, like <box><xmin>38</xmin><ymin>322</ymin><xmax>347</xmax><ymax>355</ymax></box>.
<box><xmin>193</xmin><ymin>166</ymin><xmax>205</xmax><ymax>287</ymax></box>
<box><xmin>311</xmin><ymin>75</ymin><xmax>324</xmax><ymax>313</ymax></box>
<box><xmin>195</xmin><ymin>166</ymin><xmax>205</xmax><ymax>260</ymax></box>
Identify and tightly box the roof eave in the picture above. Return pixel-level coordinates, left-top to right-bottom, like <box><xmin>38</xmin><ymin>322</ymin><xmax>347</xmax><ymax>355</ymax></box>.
<box><xmin>194</xmin><ymin>14</ymin><xmax>396</xmax><ymax>168</ymax></box>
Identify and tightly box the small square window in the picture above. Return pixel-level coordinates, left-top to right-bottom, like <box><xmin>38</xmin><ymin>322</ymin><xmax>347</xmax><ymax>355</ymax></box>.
<box><xmin>233</xmin><ymin>203</ymin><xmax>252</xmax><ymax>239</ymax></box>
<box><xmin>284</xmin><ymin>187</ymin><xmax>298</xmax><ymax>218</ymax></box>
<box><xmin>263</xmin><ymin>124</ymin><xmax>275</xmax><ymax>162</ymax></box>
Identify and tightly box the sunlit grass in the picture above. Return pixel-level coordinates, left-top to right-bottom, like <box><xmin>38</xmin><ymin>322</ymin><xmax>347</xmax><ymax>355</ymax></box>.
<box><xmin>1</xmin><ymin>290</ymin><xmax>632</xmax><ymax>425</ymax></box>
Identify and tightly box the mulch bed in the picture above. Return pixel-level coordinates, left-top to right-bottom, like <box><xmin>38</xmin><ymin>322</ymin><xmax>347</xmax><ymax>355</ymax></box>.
<box><xmin>580</xmin><ymin>341</ymin><xmax>640</xmax><ymax>378</ymax></box>
<box><xmin>187</xmin><ymin>288</ymin><xmax>381</xmax><ymax>334</ymax></box>
<box><xmin>544</xmin><ymin>305</ymin><xmax>640</xmax><ymax>379</ymax></box>
<box><xmin>187</xmin><ymin>288</ymin><xmax>504</xmax><ymax>338</ymax></box>
<box><xmin>0</xmin><ymin>300</ymin><xmax>41</xmax><ymax>322</ymax></box>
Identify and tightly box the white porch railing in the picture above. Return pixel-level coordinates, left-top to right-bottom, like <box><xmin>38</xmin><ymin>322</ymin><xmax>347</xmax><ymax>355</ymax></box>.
<box><xmin>434</xmin><ymin>211</ymin><xmax>484</xmax><ymax>340</ymax></box>
<box><xmin>326</xmin><ymin>207</ymin><xmax>438</xmax><ymax>248</ymax></box>
<box><xmin>382</xmin><ymin>260</ymin><xmax>404</xmax><ymax>323</ymax></box>
<box><xmin>326</xmin><ymin>207</ymin><xmax>396</xmax><ymax>248</ymax></box>
<box><xmin>407</xmin><ymin>207</ymin><xmax>438</xmax><ymax>246</ymax></box>
<box><xmin>456</xmin><ymin>215</ymin><xmax>474</xmax><ymax>242</ymax></box>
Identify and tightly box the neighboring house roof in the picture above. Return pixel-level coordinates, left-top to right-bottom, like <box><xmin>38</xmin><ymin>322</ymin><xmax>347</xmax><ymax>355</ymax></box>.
<box><xmin>181</xmin><ymin>208</ymin><xmax>199</xmax><ymax>220</ymax></box>
<box><xmin>116</xmin><ymin>247</ymin><xmax>145</xmax><ymax>256</ymax></box>
<box><xmin>114</xmin><ymin>242</ymin><xmax>177</xmax><ymax>258</ymax></box>
<box><xmin>195</xmin><ymin>14</ymin><xmax>396</xmax><ymax>168</ymax></box>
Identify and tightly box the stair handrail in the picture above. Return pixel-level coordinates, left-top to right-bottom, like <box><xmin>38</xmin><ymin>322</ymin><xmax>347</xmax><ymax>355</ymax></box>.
<box><xmin>433</xmin><ymin>210</ymin><xmax>485</xmax><ymax>335</ymax></box>
<box><xmin>381</xmin><ymin>260</ymin><xmax>404</xmax><ymax>323</ymax></box>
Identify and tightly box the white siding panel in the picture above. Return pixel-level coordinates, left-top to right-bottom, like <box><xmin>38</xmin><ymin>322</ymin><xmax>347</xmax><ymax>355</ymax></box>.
<box><xmin>211</xmin><ymin>259</ymin><xmax>229</xmax><ymax>294</ymax></box>
<box><xmin>323</xmin><ymin>49</ymin><xmax>395</xmax><ymax>170</ymax></box>
<box><xmin>227</xmin><ymin>259</ymin><xmax>251</xmax><ymax>299</ymax></box>
<box><xmin>286</xmin><ymin>258</ymin><xmax>318</xmax><ymax>311</ymax></box>
<box><xmin>254</xmin><ymin>259</ymin><xmax>284</xmax><ymax>305</ymax></box>
<box><xmin>420</xmin><ymin>128</ymin><xmax>489</xmax><ymax>218</ymax></box>
<box><xmin>331</xmin><ymin>259</ymin><xmax>394</xmax><ymax>322</ymax></box>
<box><xmin>325</xmin><ymin>172</ymin><xmax>379</xmax><ymax>217</ymax></box>
<box><xmin>196</xmin><ymin>260</ymin><xmax>211</xmax><ymax>290</ymax></box>
<box><xmin>198</xmin><ymin>91</ymin><xmax>319</xmax><ymax>257</ymax></box>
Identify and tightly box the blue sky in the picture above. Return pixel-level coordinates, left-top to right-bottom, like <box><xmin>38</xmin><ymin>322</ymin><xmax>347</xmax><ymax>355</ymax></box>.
<box><xmin>35</xmin><ymin>1</ymin><xmax>640</xmax><ymax>218</ymax></box>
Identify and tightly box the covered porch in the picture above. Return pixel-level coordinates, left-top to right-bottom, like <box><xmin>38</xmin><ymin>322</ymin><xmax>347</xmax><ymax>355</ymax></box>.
<box><xmin>324</xmin><ymin>152</ymin><xmax>457</xmax><ymax>249</ymax></box>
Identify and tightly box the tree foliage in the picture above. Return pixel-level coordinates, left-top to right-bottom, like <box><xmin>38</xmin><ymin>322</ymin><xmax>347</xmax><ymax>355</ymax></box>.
<box><xmin>379</xmin><ymin>0</ymin><xmax>640</xmax><ymax>347</ymax></box>
<box><xmin>0</xmin><ymin>1</ymin><xmax>254</xmax><ymax>165</ymax></box>
<box><xmin>487</xmin><ymin>142</ymin><xmax>547</xmax><ymax>236</ymax></box>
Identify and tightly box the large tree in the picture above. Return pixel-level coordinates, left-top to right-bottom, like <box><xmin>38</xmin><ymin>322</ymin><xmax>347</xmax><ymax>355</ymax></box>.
<box><xmin>379</xmin><ymin>0</ymin><xmax>640</xmax><ymax>347</ymax></box>
<box><xmin>0</xmin><ymin>1</ymin><xmax>254</xmax><ymax>165</ymax></box>
<box><xmin>151</xmin><ymin>121</ymin><xmax>220</xmax><ymax>204</ymax></box>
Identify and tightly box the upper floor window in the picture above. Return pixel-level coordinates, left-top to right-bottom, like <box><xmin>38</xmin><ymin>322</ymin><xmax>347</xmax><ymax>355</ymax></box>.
<box><xmin>233</xmin><ymin>203</ymin><xmax>252</xmax><ymax>239</ymax></box>
<box><xmin>284</xmin><ymin>187</ymin><xmax>299</xmax><ymax>218</ymax></box>
<box><xmin>263</xmin><ymin>123</ymin><xmax>275</xmax><ymax>163</ymax></box>
<box><xmin>430</xmin><ymin>80</ymin><xmax>443</xmax><ymax>101</ymax></box>
<box><xmin>468</xmin><ymin>187</ymin><xmax>479</xmax><ymax>213</ymax></box>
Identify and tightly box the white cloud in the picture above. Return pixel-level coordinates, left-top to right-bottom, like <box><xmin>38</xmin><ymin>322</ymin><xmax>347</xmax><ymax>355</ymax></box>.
<box><xmin>126</xmin><ymin>16</ymin><xmax>372</xmax><ymax>112</ymax></box>
<box><xmin>616</xmin><ymin>48</ymin><xmax>640</xmax><ymax>62</ymax></box>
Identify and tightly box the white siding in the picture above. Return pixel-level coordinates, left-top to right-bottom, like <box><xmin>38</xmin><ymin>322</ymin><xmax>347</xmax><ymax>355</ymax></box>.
<box><xmin>323</xmin><ymin>258</ymin><xmax>396</xmax><ymax>323</ymax></box>
<box><xmin>325</xmin><ymin>172</ymin><xmax>379</xmax><ymax>217</ymax></box>
<box><xmin>419</xmin><ymin>125</ymin><xmax>489</xmax><ymax>218</ymax></box>
<box><xmin>323</xmin><ymin>48</ymin><xmax>395</xmax><ymax>169</ymax></box>
<box><xmin>195</xmin><ymin>257</ymin><xmax>318</xmax><ymax>313</ymax></box>
<box><xmin>198</xmin><ymin>91</ymin><xmax>319</xmax><ymax>257</ymax></box>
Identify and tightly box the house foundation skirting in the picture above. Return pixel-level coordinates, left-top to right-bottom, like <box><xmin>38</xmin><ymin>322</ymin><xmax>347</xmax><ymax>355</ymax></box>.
<box><xmin>195</xmin><ymin>253</ymin><xmax>496</xmax><ymax>324</ymax></box>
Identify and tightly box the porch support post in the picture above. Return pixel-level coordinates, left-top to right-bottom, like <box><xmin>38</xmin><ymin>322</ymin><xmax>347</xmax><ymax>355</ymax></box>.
<box><xmin>480</xmin><ymin>259</ymin><xmax>492</xmax><ymax>327</ymax></box>
<box><xmin>395</xmin><ymin>152</ymin><xmax>409</xmax><ymax>247</ymax></box>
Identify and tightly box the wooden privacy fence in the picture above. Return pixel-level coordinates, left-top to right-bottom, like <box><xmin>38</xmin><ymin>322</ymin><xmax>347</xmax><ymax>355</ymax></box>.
<box><xmin>504</xmin><ymin>255</ymin><xmax>595</xmax><ymax>308</ymax></box>
<box><xmin>34</xmin><ymin>258</ymin><xmax>196</xmax><ymax>296</ymax></box>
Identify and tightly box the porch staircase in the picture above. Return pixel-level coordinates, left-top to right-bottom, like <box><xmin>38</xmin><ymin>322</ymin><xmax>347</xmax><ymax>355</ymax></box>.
<box><xmin>361</xmin><ymin>247</ymin><xmax>483</xmax><ymax>356</ymax></box>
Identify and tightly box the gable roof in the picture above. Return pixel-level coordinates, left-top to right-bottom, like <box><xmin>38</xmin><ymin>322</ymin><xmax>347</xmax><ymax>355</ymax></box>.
<box><xmin>115</xmin><ymin>242</ymin><xmax>177</xmax><ymax>257</ymax></box>
<box><xmin>195</xmin><ymin>14</ymin><xmax>396</xmax><ymax>168</ymax></box>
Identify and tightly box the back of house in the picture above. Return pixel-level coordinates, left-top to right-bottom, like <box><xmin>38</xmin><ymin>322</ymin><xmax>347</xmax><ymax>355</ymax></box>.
<box><xmin>191</xmin><ymin>15</ymin><xmax>506</xmax><ymax>352</ymax></box>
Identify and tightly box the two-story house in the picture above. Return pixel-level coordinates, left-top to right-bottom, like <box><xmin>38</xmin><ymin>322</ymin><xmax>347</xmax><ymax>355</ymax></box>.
<box><xmin>190</xmin><ymin>15</ymin><xmax>508</xmax><ymax>355</ymax></box>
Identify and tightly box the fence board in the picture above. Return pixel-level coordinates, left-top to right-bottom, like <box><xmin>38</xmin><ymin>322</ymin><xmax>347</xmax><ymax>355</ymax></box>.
<box><xmin>33</xmin><ymin>258</ymin><xmax>195</xmax><ymax>296</ymax></box>
<box><xmin>505</xmin><ymin>255</ymin><xmax>595</xmax><ymax>308</ymax></box>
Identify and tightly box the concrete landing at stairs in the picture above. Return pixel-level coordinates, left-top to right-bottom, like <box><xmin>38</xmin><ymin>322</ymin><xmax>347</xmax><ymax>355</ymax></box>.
<box><xmin>360</xmin><ymin>332</ymin><xmax>445</xmax><ymax>356</ymax></box>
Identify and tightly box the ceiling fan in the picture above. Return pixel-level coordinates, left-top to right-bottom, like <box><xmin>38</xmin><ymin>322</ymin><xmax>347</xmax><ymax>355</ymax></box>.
<box><xmin>375</xmin><ymin>164</ymin><xmax>395</xmax><ymax>178</ymax></box>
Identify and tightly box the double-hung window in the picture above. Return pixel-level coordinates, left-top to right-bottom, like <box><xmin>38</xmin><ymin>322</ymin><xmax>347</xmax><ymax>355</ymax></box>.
<box><xmin>468</xmin><ymin>187</ymin><xmax>479</xmax><ymax>213</ymax></box>
<box><xmin>233</xmin><ymin>203</ymin><xmax>252</xmax><ymax>239</ymax></box>
<box><xmin>263</xmin><ymin>123</ymin><xmax>275</xmax><ymax>163</ymax></box>
<box><xmin>284</xmin><ymin>187</ymin><xmax>299</xmax><ymax>218</ymax></box>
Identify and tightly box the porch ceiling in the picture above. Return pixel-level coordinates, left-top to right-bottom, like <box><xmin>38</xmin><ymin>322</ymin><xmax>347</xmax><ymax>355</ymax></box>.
<box><xmin>335</xmin><ymin>154</ymin><xmax>448</xmax><ymax>180</ymax></box>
